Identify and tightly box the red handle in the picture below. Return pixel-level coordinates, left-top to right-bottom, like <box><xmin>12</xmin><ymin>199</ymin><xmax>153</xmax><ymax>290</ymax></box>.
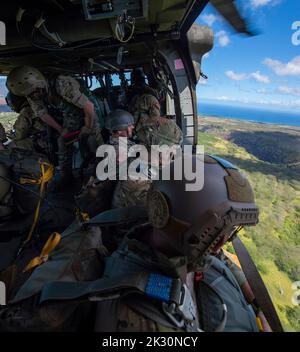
<box><xmin>63</xmin><ymin>130</ymin><xmax>81</xmax><ymax>139</ymax></box>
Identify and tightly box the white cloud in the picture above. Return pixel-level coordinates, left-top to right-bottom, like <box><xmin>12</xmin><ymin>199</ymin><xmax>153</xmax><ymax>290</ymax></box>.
<box><xmin>226</xmin><ymin>70</ymin><xmax>270</xmax><ymax>83</ymax></box>
<box><xmin>199</xmin><ymin>78</ymin><xmax>208</xmax><ymax>85</ymax></box>
<box><xmin>213</xmin><ymin>95</ymin><xmax>300</xmax><ymax>109</ymax></box>
<box><xmin>277</xmin><ymin>86</ymin><xmax>300</xmax><ymax>96</ymax></box>
<box><xmin>263</xmin><ymin>56</ymin><xmax>300</xmax><ymax>76</ymax></box>
<box><xmin>216</xmin><ymin>31</ymin><xmax>230</xmax><ymax>47</ymax></box>
<box><xmin>251</xmin><ymin>0</ymin><xmax>273</xmax><ymax>8</ymax></box>
<box><xmin>226</xmin><ymin>70</ymin><xmax>247</xmax><ymax>81</ymax></box>
<box><xmin>202</xmin><ymin>14</ymin><xmax>218</xmax><ymax>27</ymax></box>
<box><xmin>250</xmin><ymin>71</ymin><xmax>270</xmax><ymax>83</ymax></box>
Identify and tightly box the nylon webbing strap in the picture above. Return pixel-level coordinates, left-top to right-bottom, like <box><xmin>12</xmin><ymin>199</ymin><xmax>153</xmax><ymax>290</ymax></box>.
<box><xmin>39</xmin><ymin>272</ymin><xmax>182</xmax><ymax>305</ymax></box>
<box><xmin>233</xmin><ymin>237</ymin><xmax>284</xmax><ymax>332</ymax></box>
<box><xmin>61</xmin><ymin>206</ymin><xmax>148</xmax><ymax>238</ymax></box>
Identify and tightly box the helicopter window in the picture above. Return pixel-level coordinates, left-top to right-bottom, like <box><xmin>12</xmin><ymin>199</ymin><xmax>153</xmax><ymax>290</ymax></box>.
<box><xmin>111</xmin><ymin>74</ymin><xmax>121</xmax><ymax>87</ymax></box>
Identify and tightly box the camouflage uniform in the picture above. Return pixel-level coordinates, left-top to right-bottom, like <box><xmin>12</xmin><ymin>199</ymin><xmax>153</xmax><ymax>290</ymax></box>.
<box><xmin>27</xmin><ymin>75</ymin><xmax>103</xmax><ymax>177</ymax></box>
<box><xmin>109</xmin><ymin>136</ymin><xmax>151</xmax><ymax>209</ymax></box>
<box><xmin>133</xmin><ymin>93</ymin><xmax>161</xmax><ymax>123</ymax></box>
<box><xmin>111</xmin><ymin>96</ymin><xmax>182</xmax><ymax>208</ymax></box>
<box><xmin>10</xmin><ymin>106</ymin><xmax>47</xmax><ymax>152</ymax></box>
<box><xmin>133</xmin><ymin>94</ymin><xmax>183</xmax><ymax>148</ymax></box>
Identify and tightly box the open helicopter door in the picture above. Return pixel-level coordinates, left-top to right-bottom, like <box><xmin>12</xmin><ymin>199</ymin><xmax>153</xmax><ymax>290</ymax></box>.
<box><xmin>155</xmin><ymin>24</ymin><xmax>213</xmax><ymax>147</ymax></box>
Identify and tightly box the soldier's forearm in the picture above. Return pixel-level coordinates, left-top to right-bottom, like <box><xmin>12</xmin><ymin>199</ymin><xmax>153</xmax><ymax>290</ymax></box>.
<box><xmin>83</xmin><ymin>100</ymin><xmax>95</xmax><ymax>128</ymax></box>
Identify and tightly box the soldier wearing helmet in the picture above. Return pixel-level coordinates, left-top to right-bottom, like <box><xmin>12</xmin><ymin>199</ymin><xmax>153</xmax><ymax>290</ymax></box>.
<box><xmin>104</xmin><ymin>109</ymin><xmax>151</xmax><ymax>208</ymax></box>
<box><xmin>0</xmin><ymin>154</ymin><xmax>268</xmax><ymax>332</ymax></box>
<box><xmin>6</xmin><ymin>66</ymin><xmax>102</xmax><ymax>186</ymax></box>
<box><xmin>0</xmin><ymin>92</ymin><xmax>47</xmax><ymax>153</ymax></box>
<box><xmin>126</xmin><ymin>67</ymin><xmax>158</xmax><ymax>111</ymax></box>
<box><xmin>133</xmin><ymin>93</ymin><xmax>183</xmax><ymax>149</ymax></box>
<box><xmin>89</xmin><ymin>154</ymin><xmax>262</xmax><ymax>332</ymax></box>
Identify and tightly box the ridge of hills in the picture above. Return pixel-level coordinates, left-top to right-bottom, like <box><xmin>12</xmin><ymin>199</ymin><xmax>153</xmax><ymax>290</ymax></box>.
<box><xmin>198</xmin><ymin>116</ymin><xmax>300</xmax><ymax>332</ymax></box>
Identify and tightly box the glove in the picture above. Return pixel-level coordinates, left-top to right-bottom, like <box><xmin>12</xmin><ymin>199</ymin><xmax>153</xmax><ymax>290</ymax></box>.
<box><xmin>0</xmin><ymin>123</ymin><xmax>6</xmax><ymax>142</ymax></box>
<box><xmin>60</xmin><ymin>128</ymin><xmax>69</xmax><ymax>137</ymax></box>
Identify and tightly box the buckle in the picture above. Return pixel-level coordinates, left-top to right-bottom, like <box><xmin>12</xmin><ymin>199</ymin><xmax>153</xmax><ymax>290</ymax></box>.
<box><xmin>178</xmin><ymin>284</ymin><xmax>197</xmax><ymax>322</ymax></box>
<box><xmin>145</xmin><ymin>273</ymin><xmax>199</xmax><ymax>331</ymax></box>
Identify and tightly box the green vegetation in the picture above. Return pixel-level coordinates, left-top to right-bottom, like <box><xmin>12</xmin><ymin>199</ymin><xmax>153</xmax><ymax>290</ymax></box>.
<box><xmin>198</xmin><ymin>116</ymin><xmax>300</xmax><ymax>332</ymax></box>
<box><xmin>0</xmin><ymin>112</ymin><xmax>17</xmax><ymax>131</ymax></box>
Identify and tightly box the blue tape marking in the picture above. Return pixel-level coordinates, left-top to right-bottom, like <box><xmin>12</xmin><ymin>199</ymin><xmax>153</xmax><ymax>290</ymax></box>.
<box><xmin>145</xmin><ymin>273</ymin><xmax>173</xmax><ymax>302</ymax></box>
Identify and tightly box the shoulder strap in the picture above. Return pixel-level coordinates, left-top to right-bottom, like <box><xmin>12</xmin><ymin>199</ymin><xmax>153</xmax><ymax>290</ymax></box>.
<box><xmin>233</xmin><ymin>236</ymin><xmax>283</xmax><ymax>332</ymax></box>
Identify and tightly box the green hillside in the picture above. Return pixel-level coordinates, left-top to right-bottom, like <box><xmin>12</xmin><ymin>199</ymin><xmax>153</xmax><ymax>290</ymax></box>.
<box><xmin>198</xmin><ymin>116</ymin><xmax>300</xmax><ymax>332</ymax></box>
<box><xmin>0</xmin><ymin>112</ymin><xmax>17</xmax><ymax>131</ymax></box>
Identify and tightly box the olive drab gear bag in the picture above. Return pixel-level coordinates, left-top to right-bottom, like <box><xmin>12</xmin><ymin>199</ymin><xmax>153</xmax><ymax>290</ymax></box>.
<box><xmin>10</xmin><ymin>207</ymin><xmax>147</xmax><ymax>304</ymax></box>
<box><xmin>0</xmin><ymin>149</ymin><xmax>53</xmax><ymax>218</ymax></box>
<box><xmin>10</xmin><ymin>223</ymin><xmax>105</xmax><ymax>304</ymax></box>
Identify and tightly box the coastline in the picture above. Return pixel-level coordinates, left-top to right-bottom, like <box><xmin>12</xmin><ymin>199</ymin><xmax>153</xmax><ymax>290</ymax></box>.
<box><xmin>198</xmin><ymin>115</ymin><xmax>300</xmax><ymax>132</ymax></box>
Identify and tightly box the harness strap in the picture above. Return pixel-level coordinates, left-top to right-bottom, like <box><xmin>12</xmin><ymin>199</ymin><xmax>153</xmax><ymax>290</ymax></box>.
<box><xmin>39</xmin><ymin>272</ymin><xmax>181</xmax><ymax>304</ymax></box>
<box><xmin>23</xmin><ymin>232</ymin><xmax>61</xmax><ymax>272</ymax></box>
<box><xmin>39</xmin><ymin>271</ymin><xmax>200</xmax><ymax>331</ymax></box>
<box><xmin>19</xmin><ymin>161</ymin><xmax>54</xmax><ymax>245</ymax></box>
<box><xmin>233</xmin><ymin>236</ymin><xmax>284</xmax><ymax>332</ymax></box>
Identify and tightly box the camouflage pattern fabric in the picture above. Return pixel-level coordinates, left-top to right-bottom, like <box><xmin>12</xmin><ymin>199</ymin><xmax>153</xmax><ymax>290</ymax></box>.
<box><xmin>108</xmin><ymin>136</ymin><xmax>151</xmax><ymax>208</ymax></box>
<box><xmin>55</xmin><ymin>76</ymin><xmax>89</xmax><ymax>109</ymax></box>
<box><xmin>95</xmin><ymin>299</ymin><xmax>181</xmax><ymax>332</ymax></box>
<box><xmin>112</xmin><ymin>179</ymin><xmax>151</xmax><ymax>208</ymax></box>
<box><xmin>27</xmin><ymin>75</ymin><xmax>87</xmax><ymax>131</ymax></box>
<box><xmin>10</xmin><ymin>106</ymin><xmax>47</xmax><ymax>152</ymax></box>
<box><xmin>27</xmin><ymin>75</ymin><xmax>103</xmax><ymax>176</ymax></box>
<box><xmin>133</xmin><ymin>94</ymin><xmax>183</xmax><ymax>148</ymax></box>
<box><xmin>127</xmin><ymin>85</ymin><xmax>158</xmax><ymax>114</ymax></box>
<box><xmin>136</xmin><ymin>116</ymin><xmax>183</xmax><ymax>148</ymax></box>
<box><xmin>0</xmin><ymin>123</ymin><xmax>6</xmax><ymax>142</ymax></box>
<box><xmin>133</xmin><ymin>94</ymin><xmax>161</xmax><ymax>123</ymax></box>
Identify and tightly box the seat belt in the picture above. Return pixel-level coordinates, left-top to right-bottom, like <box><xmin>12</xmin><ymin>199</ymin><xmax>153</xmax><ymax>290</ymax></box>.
<box><xmin>233</xmin><ymin>236</ymin><xmax>284</xmax><ymax>332</ymax></box>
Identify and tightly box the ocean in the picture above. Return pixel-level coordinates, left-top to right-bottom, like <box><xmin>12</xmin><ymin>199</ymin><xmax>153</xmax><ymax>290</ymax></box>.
<box><xmin>197</xmin><ymin>102</ymin><xmax>300</xmax><ymax>128</ymax></box>
<box><xmin>2</xmin><ymin>102</ymin><xmax>300</xmax><ymax>128</ymax></box>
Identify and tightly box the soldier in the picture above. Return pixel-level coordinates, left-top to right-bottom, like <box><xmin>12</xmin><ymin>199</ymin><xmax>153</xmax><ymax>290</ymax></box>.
<box><xmin>133</xmin><ymin>94</ymin><xmax>183</xmax><ymax>149</ymax></box>
<box><xmin>77</xmin><ymin>109</ymin><xmax>150</xmax><ymax>211</ymax></box>
<box><xmin>89</xmin><ymin>154</ymin><xmax>262</xmax><ymax>332</ymax></box>
<box><xmin>0</xmin><ymin>154</ymin><xmax>265</xmax><ymax>332</ymax></box>
<box><xmin>104</xmin><ymin>109</ymin><xmax>151</xmax><ymax>209</ymax></box>
<box><xmin>6</xmin><ymin>66</ymin><xmax>103</xmax><ymax>186</ymax></box>
<box><xmin>0</xmin><ymin>92</ymin><xmax>47</xmax><ymax>154</ymax></box>
<box><xmin>126</xmin><ymin>67</ymin><xmax>158</xmax><ymax>112</ymax></box>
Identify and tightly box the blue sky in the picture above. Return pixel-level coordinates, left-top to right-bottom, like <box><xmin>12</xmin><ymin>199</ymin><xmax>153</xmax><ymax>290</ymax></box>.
<box><xmin>196</xmin><ymin>0</ymin><xmax>300</xmax><ymax>112</ymax></box>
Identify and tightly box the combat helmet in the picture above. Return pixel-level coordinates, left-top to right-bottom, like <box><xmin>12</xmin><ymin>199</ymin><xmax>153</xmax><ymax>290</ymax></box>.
<box><xmin>5</xmin><ymin>92</ymin><xmax>28</xmax><ymax>113</ymax></box>
<box><xmin>105</xmin><ymin>109</ymin><xmax>134</xmax><ymax>131</ymax></box>
<box><xmin>147</xmin><ymin>154</ymin><xmax>259</xmax><ymax>265</ymax></box>
<box><xmin>131</xmin><ymin>67</ymin><xmax>146</xmax><ymax>85</ymax></box>
<box><xmin>6</xmin><ymin>66</ymin><xmax>47</xmax><ymax>97</ymax></box>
